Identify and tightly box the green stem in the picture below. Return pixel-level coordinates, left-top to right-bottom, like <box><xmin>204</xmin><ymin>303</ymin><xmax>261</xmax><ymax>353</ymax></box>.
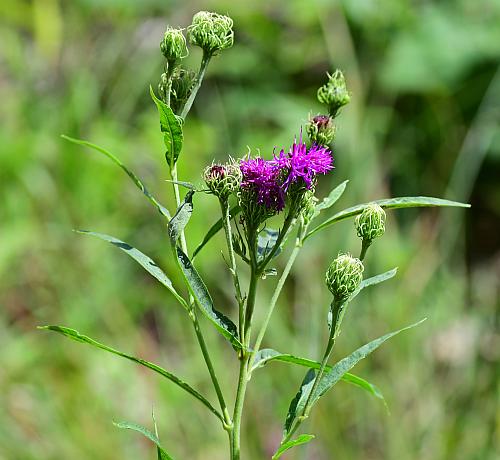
<box><xmin>169</xmin><ymin>167</ymin><xmax>230</xmax><ymax>428</ymax></box>
<box><xmin>359</xmin><ymin>238</ymin><xmax>371</xmax><ymax>261</ymax></box>
<box><xmin>220</xmin><ymin>199</ymin><xmax>245</xmax><ymax>345</ymax></box>
<box><xmin>180</xmin><ymin>52</ymin><xmax>211</xmax><ymax>120</ymax></box>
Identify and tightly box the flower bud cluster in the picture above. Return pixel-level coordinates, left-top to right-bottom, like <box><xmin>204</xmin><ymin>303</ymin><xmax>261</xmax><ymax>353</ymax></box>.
<box><xmin>317</xmin><ymin>70</ymin><xmax>350</xmax><ymax>117</ymax></box>
<box><xmin>355</xmin><ymin>203</ymin><xmax>386</xmax><ymax>243</ymax></box>
<box><xmin>187</xmin><ymin>11</ymin><xmax>234</xmax><ymax>56</ymax></box>
<box><xmin>325</xmin><ymin>253</ymin><xmax>364</xmax><ymax>303</ymax></box>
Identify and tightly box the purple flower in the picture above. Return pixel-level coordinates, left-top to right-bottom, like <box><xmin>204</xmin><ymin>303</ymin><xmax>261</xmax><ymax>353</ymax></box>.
<box><xmin>240</xmin><ymin>157</ymin><xmax>285</xmax><ymax>212</ymax></box>
<box><xmin>271</xmin><ymin>137</ymin><xmax>333</xmax><ymax>190</ymax></box>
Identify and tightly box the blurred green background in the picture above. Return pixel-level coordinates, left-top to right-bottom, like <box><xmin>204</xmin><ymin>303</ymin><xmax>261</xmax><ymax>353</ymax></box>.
<box><xmin>1</xmin><ymin>0</ymin><xmax>499</xmax><ymax>459</ymax></box>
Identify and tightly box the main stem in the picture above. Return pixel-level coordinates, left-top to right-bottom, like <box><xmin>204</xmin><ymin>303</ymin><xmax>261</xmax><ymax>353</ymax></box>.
<box><xmin>180</xmin><ymin>52</ymin><xmax>211</xmax><ymax>120</ymax></box>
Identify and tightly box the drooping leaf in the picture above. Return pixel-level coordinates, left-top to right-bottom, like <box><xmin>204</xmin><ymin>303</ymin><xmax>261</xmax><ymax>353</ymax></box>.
<box><xmin>62</xmin><ymin>135</ymin><xmax>171</xmax><ymax>219</ymax></box>
<box><xmin>283</xmin><ymin>319</ymin><xmax>426</xmax><ymax>432</ymax></box>
<box><xmin>114</xmin><ymin>421</ymin><xmax>175</xmax><ymax>460</ymax></box>
<box><xmin>76</xmin><ymin>231</ymin><xmax>188</xmax><ymax>310</ymax></box>
<box><xmin>257</xmin><ymin>227</ymin><xmax>280</xmax><ymax>263</ymax></box>
<box><xmin>306</xmin><ymin>196</ymin><xmax>470</xmax><ymax>240</ymax></box>
<box><xmin>250</xmin><ymin>349</ymin><xmax>385</xmax><ymax>402</ymax></box>
<box><xmin>312</xmin><ymin>180</ymin><xmax>349</xmax><ymax>219</ymax></box>
<box><xmin>39</xmin><ymin>325</ymin><xmax>223</xmax><ymax>421</ymax></box>
<box><xmin>284</xmin><ymin>369</ymin><xmax>316</xmax><ymax>436</ymax></box>
<box><xmin>192</xmin><ymin>205</ymin><xmax>241</xmax><ymax>260</ymax></box>
<box><xmin>272</xmin><ymin>434</ymin><xmax>315</xmax><ymax>460</ymax></box>
<box><xmin>150</xmin><ymin>86</ymin><xmax>183</xmax><ymax>168</ymax></box>
<box><xmin>175</xmin><ymin>246</ymin><xmax>241</xmax><ymax>349</ymax></box>
<box><xmin>165</xmin><ymin>180</ymin><xmax>195</xmax><ymax>190</ymax></box>
<box><xmin>168</xmin><ymin>191</ymin><xmax>194</xmax><ymax>243</ymax></box>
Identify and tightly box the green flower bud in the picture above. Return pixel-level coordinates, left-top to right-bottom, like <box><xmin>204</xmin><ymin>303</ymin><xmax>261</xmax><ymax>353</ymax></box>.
<box><xmin>325</xmin><ymin>253</ymin><xmax>364</xmax><ymax>302</ymax></box>
<box><xmin>170</xmin><ymin>68</ymin><xmax>196</xmax><ymax>113</ymax></box>
<box><xmin>306</xmin><ymin>114</ymin><xmax>336</xmax><ymax>146</ymax></box>
<box><xmin>317</xmin><ymin>70</ymin><xmax>350</xmax><ymax>117</ymax></box>
<box><xmin>187</xmin><ymin>11</ymin><xmax>234</xmax><ymax>56</ymax></box>
<box><xmin>355</xmin><ymin>203</ymin><xmax>386</xmax><ymax>243</ymax></box>
<box><xmin>160</xmin><ymin>27</ymin><xmax>188</xmax><ymax>67</ymax></box>
<box><xmin>203</xmin><ymin>161</ymin><xmax>242</xmax><ymax>200</ymax></box>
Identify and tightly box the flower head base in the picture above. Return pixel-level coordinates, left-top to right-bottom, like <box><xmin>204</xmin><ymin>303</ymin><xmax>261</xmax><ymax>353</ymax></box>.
<box><xmin>355</xmin><ymin>203</ymin><xmax>386</xmax><ymax>242</ymax></box>
<box><xmin>203</xmin><ymin>161</ymin><xmax>242</xmax><ymax>200</ymax></box>
<box><xmin>160</xmin><ymin>27</ymin><xmax>188</xmax><ymax>67</ymax></box>
<box><xmin>325</xmin><ymin>253</ymin><xmax>364</xmax><ymax>302</ymax></box>
<box><xmin>317</xmin><ymin>70</ymin><xmax>350</xmax><ymax>117</ymax></box>
<box><xmin>306</xmin><ymin>114</ymin><xmax>336</xmax><ymax>147</ymax></box>
<box><xmin>187</xmin><ymin>11</ymin><xmax>234</xmax><ymax>56</ymax></box>
<box><xmin>271</xmin><ymin>137</ymin><xmax>333</xmax><ymax>191</ymax></box>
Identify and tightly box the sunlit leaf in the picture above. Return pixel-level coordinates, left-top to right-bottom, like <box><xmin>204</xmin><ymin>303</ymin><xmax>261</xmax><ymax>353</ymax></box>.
<box><xmin>306</xmin><ymin>196</ymin><xmax>470</xmax><ymax>240</ymax></box>
<box><xmin>61</xmin><ymin>135</ymin><xmax>171</xmax><ymax>219</ymax></box>
<box><xmin>312</xmin><ymin>180</ymin><xmax>349</xmax><ymax>219</ymax></box>
<box><xmin>39</xmin><ymin>326</ymin><xmax>223</xmax><ymax>421</ymax></box>
<box><xmin>257</xmin><ymin>227</ymin><xmax>280</xmax><ymax>263</ymax></box>
<box><xmin>272</xmin><ymin>434</ymin><xmax>315</xmax><ymax>459</ymax></box>
<box><xmin>168</xmin><ymin>191</ymin><xmax>194</xmax><ymax>243</ymax></box>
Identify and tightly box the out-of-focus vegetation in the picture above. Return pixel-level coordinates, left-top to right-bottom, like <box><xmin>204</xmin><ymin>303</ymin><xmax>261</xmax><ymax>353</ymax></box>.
<box><xmin>1</xmin><ymin>0</ymin><xmax>499</xmax><ymax>458</ymax></box>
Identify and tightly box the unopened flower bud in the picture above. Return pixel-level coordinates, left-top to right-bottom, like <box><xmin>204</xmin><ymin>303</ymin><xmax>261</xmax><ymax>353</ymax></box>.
<box><xmin>355</xmin><ymin>203</ymin><xmax>386</xmax><ymax>243</ymax></box>
<box><xmin>317</xmin><ymin>70</ymin><xmax>350</xmax><ymax>117</ymax></box>
<box><xmin>306</xmin><ymin>115</ymin><xmax>336</xmax><ymax>146</ymax></box>
<box><xmin>187</xmin><ymin>11</ymin><xmax>234</xmax><ymax>56</ymax></box>
<box><xmin>203</xmin><ymin>161</ymin><xmax>242</xmax><ymax>200</ymax></box>
<box><xmin>325</xmin><ymin>253</ymin><xmax>364</xmax><ymax>302</ymax></box>
<box><xmin>170</xmin><ymin>68</ymin><xmax>196</xmax><ymax>113</ymax></box>
<box><xmin>160</xmin><ymin>27</ymin><xmax>188</xmax><ymax>67</ymax></box>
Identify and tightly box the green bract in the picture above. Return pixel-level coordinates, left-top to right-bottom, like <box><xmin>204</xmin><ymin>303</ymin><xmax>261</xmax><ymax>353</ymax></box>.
<box><xmin>355</xmin><ymin>203</ymin><xmax>386</xmax><ymax>242</ymax></box>
<box><xmin>187</xmin><ymin>11</ymin><xmax>234</xmax><ymax>55</ymax></box>
<box><xmin>203</xmin><ymin>161</ymin><xmax>242</xmax><ymax>200</ymax></box>
<box><xmin>160</xmin><ymin>27</ymin><xmax>188</xmax><ymax>66</ymax></box>
<box><xmin>325</xmin><ymin>253</ymin><xmax>364</xmax><ymax>302</ymax></box>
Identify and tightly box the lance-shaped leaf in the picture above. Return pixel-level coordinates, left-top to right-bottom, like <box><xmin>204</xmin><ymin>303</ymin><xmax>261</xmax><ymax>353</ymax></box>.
<box><xmin>250</xmin><ymin>349</ymin><xmax>384</xmax><ymax>402</ymax></box>
<box><xmin>114</xmin><ymin>421</ymin><xmax>175</xmax><ymax>460</ymax></box>
<box><xmin>312</xmin><ymin>180</ymin><xmax>349</xmax><ymax>219</ymax></box>
<box><xmin>175</xmin><ymin>246</ymin><xmax>241</xmax><ymax>349</ymax></box>
<box><xmin>283</xmin><ymin>319</ymin><xmax>426</xmax><ymax>435</ymax></box>
<box><xmin>77</xmin><ymin>230</ymin><xmax>188</xmax><ymax>310</ymax></box>
<box><xmin>305</xmin><ymin>196</ymin><xmax>470</xmax><ymax>240</ymax></box>
<box><xmin>150</xmin><ymin>86</ymin><xmax>183</xmax><ymax>168</ymax></box>
<box><xmin>62</xmin><ymin>135</ymin><xmax>170</xmax><ymax>219</ymax></box>
<box><xmin>284</xmin><ymin>369</ymin><xmax>316</xmax><ymax>436</ymax></box>
<box><xmin>192</xmin><ymin>205</ymin><xmax>241</xmax><ymax>260</ymax></box>
<box><xmin>257</xmin><ymin>227</ymin><xmax>281</xmax><ymax>263</ymax></box>
<box><xmin>272</xmin><ymin>434</ymin><xmax>315</xmax><ymax>460</ymax></box>
<box><xmin>39</xmin><ymin>326</ymin><xmax>223</xmax><ymax>422</ymax></box>
<box><xmin>168</xmin><ymin>191</ymin><xmax>194</xmax><ymax>243</ymax></box>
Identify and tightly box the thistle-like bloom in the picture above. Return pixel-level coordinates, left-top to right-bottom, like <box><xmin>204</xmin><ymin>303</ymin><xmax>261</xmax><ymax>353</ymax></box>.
<box><xmin>203</xmin><ymin>161</ymin><xmax>242</xmax><ymax>200</ymax></box>
<box><xmin>187</xmin><ymin>11</ymin><xmax>234</xmax><ymax>56</ymax></box>
<box><xmin>239</xmin><ymin>157</ymin><xmax>285</xmax><ymax>212</ymax></box>
<box><xmin>306</xmin><ymin>114</ymin><xmax>336</xmax><ymax>146</ymax></box>
<box><xmin>271</xmin><ymin>138</ymin><xmax>333</xmax><ymax>190</ymax></box>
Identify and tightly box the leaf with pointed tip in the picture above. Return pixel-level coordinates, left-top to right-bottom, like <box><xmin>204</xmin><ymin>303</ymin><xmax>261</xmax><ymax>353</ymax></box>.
<box><xmin>284</xmin><ymin>369</ymin><xmax>316</xmax><ymax>436</ymax></box>
<box><xmin>165</xmin><ymin>180</ymin><xmax>195</xmax><ymax>190</ymax></box>
<box><xmin>312</xmin><ymin>180</ymin><xmax>349</xmax><ymax>219</ymax></box>
<box><xmin>39</xmin><ymin>325</ymin><xmax>223</xmax><ymax>421</ymax></box>
<box><xmin>192</xmin><ymin>205</ymin><xmax>241</xmax><ymax>260</ymax></box>
<box><xmin>150</xmin><ymin>86</ymin><xmax>183</xmax><ymax>169</ymax></box>
<box><xmin>283</xmin><ymin>319</ymin><xmax>426</xmax><ymax>434</ymax></box>
<box><xmin>250</xmin><ymin>349</ymin><xmax>385</xmax><ymax>402</ymax></box>
<box><xmin>257</xmin><ymin>228</ymin><xmax>281</xmax><ymax>263</ymax></box>
<box><xmin>76</xmin><ymin>230</ymin><xmax>188</xmax><ymax>310</ymax></box>
<box><xmin>175</xmin><ymin>246</ymin><xmax>241</xmax><ymax>349</ymax></box>
<box><xmin>306</xmin><ymin>196</ymin><xmax>470</xmax><ymax>240</ymax></box>
<box><xmin>62</xmin><ymin>135</ymin><xmax>170</xmax><ymax>219</ymax></box>
<box><xmin>272</xmin><ymin>434</ymin><xmax>315</xmax><ymax>459</ymax></box>
<box><xmin>168</xmin><ymin>191</ymin><xmax>194</xmax><ymax>243</ymax></box>
<box><xmin>114</xmin><ymin>421</ymin><xmax>175</xmax><ymax>460</ymax></box>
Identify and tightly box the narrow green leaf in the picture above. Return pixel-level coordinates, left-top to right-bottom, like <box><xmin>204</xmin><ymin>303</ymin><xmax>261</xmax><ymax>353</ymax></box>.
<box><xmin>165</xmin><ymin>180</ymin><xmax>195</xmax><ymax>190</ymax></box>
<box><xmin>257</xmin><ymin>227</ymin><xmax>280</xmax><ymax>263</ymax></box>
<box><xmin>175</xmin><ymin>246</ymin><xmax>242</xmax><ymax>349</ymax></box>
<box><xmin>284</xmin><ymin>369</ymin><xmax>316</xmax><ymax>436</ymax></box>
<box><xmin>312</xmin><ymin>180</ymin><xmax>349</xmax><ymax>219</ymax></box>
<box><xmin>76</xmin><ymin>230</ymin><xmax>188</xmax><ymax>310</ymax></box>
<box><xmin>250</xmin><ymin>349</ymin><xmax>385</xmax><ymax>402</ymax></box>
<box><xmin>192</xmin><ymin>205</ymin><xmax>241</xmax><ymax>260</ymax></box>
<box><xmin>168</xmin><ymin>191</ymin><xmax>194</xmax><ymax>243</ymax></box>
<box><xmin>272</xmin><ymin>434</ymin><xmax>315</xmax><ymax>460</ymax></box>
<box><xmin>150</xmin><ymin>86</ymin><xmax>183</xmax><ymax>168</ymax></box>
<box><xmin>39</xmin><ymin>325</ymin><xmax>223</xmax><ymax>421</ymax></box>
<box><xmin>62</xmin><ymin>135</ymin><xmax>170</xmax><ymax>219</ymax></box>
<box><xmin>306</xmin><ymin>196</ymin><xmax>470</xmax><ymax>240</ymax></box>
<box><xmin>114</xmin><ymin>421</ymin><xmax>175</xmax><ymax>460</ymax></box>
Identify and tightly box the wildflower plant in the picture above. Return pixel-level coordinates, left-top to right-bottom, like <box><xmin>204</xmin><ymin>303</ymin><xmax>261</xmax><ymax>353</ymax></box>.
<box><xmin>41</xmin><ymin>11</ymin><xmax>470</xmax><ymax>460</ymax></box>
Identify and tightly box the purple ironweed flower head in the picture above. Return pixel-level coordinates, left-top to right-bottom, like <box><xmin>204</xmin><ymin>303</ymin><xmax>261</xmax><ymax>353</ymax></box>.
<box><xmin>271</xmin><ymin>136</ymin><xmax>333</xmax><ymax>190</ymax></box>
<box><xmin>239</xmin><ymin>157</ymin><xmax>285</xmax><ymax>212</ymax></box>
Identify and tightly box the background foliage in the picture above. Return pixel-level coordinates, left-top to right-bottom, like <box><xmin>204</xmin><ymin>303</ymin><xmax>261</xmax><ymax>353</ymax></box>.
<box><xmin>1</xmin><ymin>0</ymin><xmax>499</xmax><ymax>458</ymax></box>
